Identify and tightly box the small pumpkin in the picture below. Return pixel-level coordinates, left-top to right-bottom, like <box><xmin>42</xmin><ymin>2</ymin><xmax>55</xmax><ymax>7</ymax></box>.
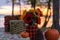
<box><xmin>21</xmin><ymin>32</ymin><xmax>29</xmax><ymax>38</ymax></box>
<box><xmin>45</xmin><ymin>29</ymin><xmax>59</xmax><ymax>40</ymax></box>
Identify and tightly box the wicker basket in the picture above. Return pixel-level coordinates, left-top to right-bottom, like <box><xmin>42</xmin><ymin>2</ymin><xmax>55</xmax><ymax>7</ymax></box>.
<box><xmin>10</xmin><ymin>20</ymin><xmax>26</xmax><ymax>34</ymax></box>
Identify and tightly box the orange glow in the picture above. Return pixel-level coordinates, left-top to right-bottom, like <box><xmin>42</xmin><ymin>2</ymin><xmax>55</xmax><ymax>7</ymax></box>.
<box><xmin>0</xmin><ymin>5</ymin><xmax>53</xmax><ymax>16</ymax></box>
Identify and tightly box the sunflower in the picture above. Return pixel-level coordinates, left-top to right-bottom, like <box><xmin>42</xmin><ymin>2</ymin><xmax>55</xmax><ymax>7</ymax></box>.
<box><xmin>20</xmin><ymin>10</ymin><xmax>27</xmax><ymax>20</ymax></box>
<box><xmin>23</xmin><ymin>9</ymin><xmax>41</xmax><ymax>25</ymax></box>
<box><xmin>34</xmin><ymin>8</ymin><xmax>43</xmax><ymax>17</ymax></box>
<box><xmin>23</xmin><ymin>13</ymin><xmax>33</xmax><ymax>24</ymax></box>
<box><xmin>36</xmin><ymin>8</ymin><xmax>43</xmax><ymax>16</ymax></box>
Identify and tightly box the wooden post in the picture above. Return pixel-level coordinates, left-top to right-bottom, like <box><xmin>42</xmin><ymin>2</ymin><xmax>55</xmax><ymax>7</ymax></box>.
<box><xmin>52</xmin><ymin>0</ymin><xmax>60</xmax><ymax>32</ymax></box>
<box><xmin>12</xmin><ymin>0</ymin><xmax>14</xmax><ymax>16</ymax></box>
<box><xmin>30</xmin><ymin>0</ymin><xmax>36</xmax><ymax>9</ymax></box>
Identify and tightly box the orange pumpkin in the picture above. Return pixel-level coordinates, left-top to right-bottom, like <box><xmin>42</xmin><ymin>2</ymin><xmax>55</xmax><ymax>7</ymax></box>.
<box><xmin>45</xmin><ymin>29</ymin><xmax>59</xmax><ymax>40</ymax></box>
<box><xmin>21</xmin><ymin>32</ymin><xmax>29</xmax><ymax>38</ymax></box>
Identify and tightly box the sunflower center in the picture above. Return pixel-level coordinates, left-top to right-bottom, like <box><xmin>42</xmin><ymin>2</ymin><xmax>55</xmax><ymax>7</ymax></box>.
<box><xmin>27</xmin><ymin>17</ymin><xmax>31</xmax><ymax>21</ymax></box>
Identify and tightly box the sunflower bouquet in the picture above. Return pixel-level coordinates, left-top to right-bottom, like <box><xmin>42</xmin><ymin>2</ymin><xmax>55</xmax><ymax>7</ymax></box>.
<box><xmin>21</xmin><ymin>8</ymin><xmax>43</xmax><ymax>26</ymax></box>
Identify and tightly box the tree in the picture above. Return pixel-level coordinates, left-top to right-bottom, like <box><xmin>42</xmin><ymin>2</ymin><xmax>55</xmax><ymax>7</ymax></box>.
<box><xmin>12</xmin><ymin>0</ymin><xmax>15</xmax><ymax>16</ymax></box>
<box><xmin>29</xmin><ymin>0</ymin><xmax>36</xmax><ymax>9</ymax></box>
<box><xmin>52</xmin><ymin>0</ymin><xmax>60</xmax><ymax>32</ymax></box>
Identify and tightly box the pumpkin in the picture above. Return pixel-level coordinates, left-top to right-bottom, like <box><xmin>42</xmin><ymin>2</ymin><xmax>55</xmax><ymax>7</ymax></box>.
<box><xmin>21</xmin><ymin>32</ymin><xmax>29</xmax><ymax>38</ymax></box>
<box><xmin>45</xmin><ymin>29</ymin><xmax>59</xmax><ymax>40</ymax></box>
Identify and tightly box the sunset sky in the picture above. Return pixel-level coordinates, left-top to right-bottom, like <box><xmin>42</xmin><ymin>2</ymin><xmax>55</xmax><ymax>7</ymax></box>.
<box><xmin>0</xmin><ymin>0</ymin><xmax>12</xmax><ymax>15</ymax></box>
<box><xmin>0</xmin><ymin>0</ymin><xmax>53</xmax><ymax>16</ymax></box>
<box><xmin>0</xmin><ymin>0</ymin><xmax>31</xmax><ymax>15</ymax></box>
